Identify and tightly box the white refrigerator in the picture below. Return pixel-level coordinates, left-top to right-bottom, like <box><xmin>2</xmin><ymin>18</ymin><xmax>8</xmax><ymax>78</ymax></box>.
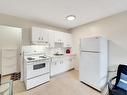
<box><xmin>79</xmin><ymin>37</ymin><xmax>108</xmax><ymax>91</ymax></box>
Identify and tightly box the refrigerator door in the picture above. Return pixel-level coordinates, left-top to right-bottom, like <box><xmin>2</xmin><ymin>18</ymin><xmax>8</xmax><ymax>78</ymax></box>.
<box><xmin>79</xmin><ymin>51</ymin><xmax>101</xmax><ymax>90</ymax></box>
<box><xmin>80</xmin><ymin>37</ymin><xmax>100</xmax><ymax>52</ymax></box>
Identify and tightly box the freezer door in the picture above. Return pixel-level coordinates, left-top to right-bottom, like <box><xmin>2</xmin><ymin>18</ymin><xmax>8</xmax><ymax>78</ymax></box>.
<box><xmin>80</xmin><ymin>37</ymin><xmax>100</xmax><ymax>52</ymax></box>
<box><xmin>79</xmin><ymin>51</ymin><xmax>101</xmax><ymax>90</ymax></box>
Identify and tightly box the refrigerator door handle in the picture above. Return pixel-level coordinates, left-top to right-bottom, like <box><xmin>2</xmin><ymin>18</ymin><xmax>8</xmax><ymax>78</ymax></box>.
<box><xmin>81</xmin><ymin>50</ymin><xmax>100</xmax><ymax>53</ymax></box>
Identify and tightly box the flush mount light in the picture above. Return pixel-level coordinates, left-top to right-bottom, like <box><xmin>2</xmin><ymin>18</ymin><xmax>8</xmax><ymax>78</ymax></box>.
<box><xmin>66</xmin><ymin>15</ymin><xmax>76</xmax><ymax>21</ymax></box>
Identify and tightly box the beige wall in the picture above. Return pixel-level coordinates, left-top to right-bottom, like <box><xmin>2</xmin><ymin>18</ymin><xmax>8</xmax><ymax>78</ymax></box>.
<box><xmin>71</xmin><ymin>11</ymin><xmax>127</xmax><ymax>70</ymax></box>
<box><xmin>0</xmin><ymin>25</ymin><xmax>21</xmax><ymax>49</ymax></box>
<box><xmin>0</xmin><ymin>13</ymin><xmax>67</xmax><ymax>46</ymax></box>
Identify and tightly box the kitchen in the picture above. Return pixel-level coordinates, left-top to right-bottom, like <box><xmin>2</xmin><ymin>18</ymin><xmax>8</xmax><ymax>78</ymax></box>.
<box><xmin>0</xmin><ymin>25</ymin><xmax>77</xmax><ymax>94</ymax></box>
<box><xmin>0</xmin><ymin>0</ymin><xmax>127</xmax><ymax>95</ymax></box>
<box><xmin>22</xmin><ymin>26</ymin><xmax>75</xmax><ymax>90</ymax></box>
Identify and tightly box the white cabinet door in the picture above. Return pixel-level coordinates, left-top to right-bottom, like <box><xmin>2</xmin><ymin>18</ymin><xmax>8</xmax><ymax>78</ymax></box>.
<box><xmin>40</xmin><ymin>28</ymin><xmax>49</xmax><ymax>43</ymax></box>
<box><xmin>68</xmin><ymin>34</ymin><xmax>72</xmax><ymax>47</ymax></box>
<box><xmin>58</xmin><ymin>58</ymin><xmax>65</xmax><ymax>73</ymax></box>
<box><xmin>64</xmin><ymin>33</ymin><xmax>72</xmax><ymax>47</ymax></box>
<box><xmin>51</xmin><ymin>57</ymin><xmax>65</xmax><ymax>76</ymax></box>
<box><xmin>60</xmin><ymin>32</ymin><xmax>64</xmax><ymax>42</ymax></box>
<box><xmin>50</xmin><ymin>57</ymin><xmax>74</xmax><ymax>77</ymax></box>
<box><xmin>54</xmin><ymin>31</ymin><xmax>60</xmax><ymax>42</ymax></box>
<box><xmin>51</xmin><ymin>61</ymin><xmax>62</xmax><ymax>76</ymax></box>
<box><xmin>31</xmin><ymin>27</ymin><xmax>49</xmax><ymax>44</ymax></box>
<box><xmin>63</xmin><ymin>57</ymin><xmax>74</xmax><ymax>71</ymax></box>
<box><xmin>51</xmin><ymin>57</ymin><xmax>60</xmax><ymax>76</ymax></box>
<box><xmin>68</xmin><ymin>57</ymin><xmax>74</xmax><ymax>69</ymax></box>
<box><xmin>32</xmin><ymin>27</ymin><xmax>41</xmax><ymax>42</ymax></box>
<box><xmin>54</xmin><ymin>31</ymin><xmax>64</xmax><ymax>43</ymax></box>
<box><xmin>51</xmin><ymin>62</ymin><xmax>57</xmax><ymax>76</ymax></box>
<box><xmin>48</xmin><ymin>30</ymin><xmax>55</xmax><ymax>48</ymax></box>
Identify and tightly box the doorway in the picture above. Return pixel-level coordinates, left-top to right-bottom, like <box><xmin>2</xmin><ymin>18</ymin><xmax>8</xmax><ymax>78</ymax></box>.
<box><xmin>0</xmin><ymin>25</ymin><xmax>22</xmax><ymax>82</ymax></box>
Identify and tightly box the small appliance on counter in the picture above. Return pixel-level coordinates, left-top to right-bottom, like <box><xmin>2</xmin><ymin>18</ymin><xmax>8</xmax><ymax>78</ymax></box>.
<box><xmin>65</xmin><ymin>48</ymin><xmax>71</xmax><ymax>54</ymax></box>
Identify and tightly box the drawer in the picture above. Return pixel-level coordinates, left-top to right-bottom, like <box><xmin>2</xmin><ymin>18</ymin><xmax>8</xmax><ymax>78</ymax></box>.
<box><xmin>26</xmin><ymin>73</ymin><xmax>50</xmax><ymax>90</ymax></box>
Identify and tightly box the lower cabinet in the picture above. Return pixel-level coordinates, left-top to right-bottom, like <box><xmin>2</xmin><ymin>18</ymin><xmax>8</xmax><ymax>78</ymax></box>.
<box><xmin>50</xmin><ymin>61</ymin><xmax>59</xmax><ymax>76</ymax></box>
<box><xmin>50</xmin><ymin>56</ymin><xmax>74</xmax><ymax>77</ymax></box>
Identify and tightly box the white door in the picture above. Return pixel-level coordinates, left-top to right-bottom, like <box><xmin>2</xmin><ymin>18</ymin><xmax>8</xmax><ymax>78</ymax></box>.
<box><xmin>80</xmin><ymin>37</ymin><xmax>100</xmax><ymax>52</ymax></box>
<box><xmin>0</xmin><ymin>25</ymin><xmax>22</xmax><ymax>75</ymax></box>
<box><xmin>79</xmin><ymin>52</ymin><xmax>100</xmax><ymax>88</ymax></box>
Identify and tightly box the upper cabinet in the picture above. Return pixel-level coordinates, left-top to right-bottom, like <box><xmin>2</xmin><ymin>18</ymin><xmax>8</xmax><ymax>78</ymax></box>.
<box><xmin>31</xmin><ymin>27</ymin><xmax>72</xmax><ymax>47</ymax></box>
<box><xmin>31</xmin><ymin>27</ymin><xmax>49</xmax><ymax>44</ymax></box>
<box><xmin>54</xmin><ymin>31</ymin><xmax>64</xmax><ymax>43</ymax></box>
<box><xmin>48</xmin><ymin>30</ymin><xmax>55</xmax><ymax>48</ymax></box>
<box><xmin>64</xmin><ymin>33</ymin><xmax>72</xmax><ymax>47</ymax></box>
<box><xmin>54</xmin><ymin>31</ymin><xmax>72</xmax><ymax>47</ymax></box>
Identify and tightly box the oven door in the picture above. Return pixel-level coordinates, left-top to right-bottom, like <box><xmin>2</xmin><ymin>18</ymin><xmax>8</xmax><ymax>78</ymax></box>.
<box><xmin>27</xmin><ymin>61</ymin><xmax>49</xmax><ymax>79</ymax></box>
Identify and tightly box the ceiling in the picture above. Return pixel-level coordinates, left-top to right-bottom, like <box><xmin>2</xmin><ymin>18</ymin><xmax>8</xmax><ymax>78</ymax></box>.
<box><xmin>0</xmin><ymin>0</ymin><xmax>127</xmax><ymax>29</ymax></box>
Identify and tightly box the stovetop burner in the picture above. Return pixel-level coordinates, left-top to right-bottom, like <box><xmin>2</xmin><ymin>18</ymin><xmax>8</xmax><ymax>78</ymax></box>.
<box><xmin>39</xmin><ymin>56</ymin><xmax>47</xmax><ymax>58</ymax></box>
<box><xmin>27</xmin><ymin>57</ymin><xmax>35</xmax><ymax>60</ymax></box>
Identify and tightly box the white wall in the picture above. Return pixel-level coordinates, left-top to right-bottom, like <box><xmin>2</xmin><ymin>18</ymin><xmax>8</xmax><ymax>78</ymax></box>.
<box><xmin>70</xmin><ymin>11</ymin><xmax>127</xmax><ymax>70</ymax></box>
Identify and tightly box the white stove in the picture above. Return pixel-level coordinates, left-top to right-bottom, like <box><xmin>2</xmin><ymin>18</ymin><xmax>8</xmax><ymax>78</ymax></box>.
<box><xmin>23</xmin><ymin>45</ymin><xmax>50</xmax><ymax>90</ymax></box>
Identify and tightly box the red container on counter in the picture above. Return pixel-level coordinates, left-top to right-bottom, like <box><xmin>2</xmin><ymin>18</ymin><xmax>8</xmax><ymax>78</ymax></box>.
<box><xmin>66</xmin><ymin>48</ymin><xmax>71</xmax><ymax>54</ymax></box>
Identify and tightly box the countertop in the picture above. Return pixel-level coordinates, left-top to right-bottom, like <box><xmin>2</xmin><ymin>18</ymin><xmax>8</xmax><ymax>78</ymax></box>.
<box><xmin>49</xmin><ymin>54</ymin><xmax>76</xmax><ymax>58</ymax></box>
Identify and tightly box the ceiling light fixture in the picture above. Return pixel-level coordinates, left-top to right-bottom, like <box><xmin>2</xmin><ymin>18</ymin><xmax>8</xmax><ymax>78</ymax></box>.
<box><xmin>66</xmin><ymin>15</ymin><xmax>76</xmax><ymax>21</ymax></box>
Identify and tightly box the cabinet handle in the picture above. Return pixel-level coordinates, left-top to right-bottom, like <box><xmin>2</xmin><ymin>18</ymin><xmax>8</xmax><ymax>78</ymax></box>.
<box><xmin>39</xmin><ymin>37</ymin><xmax>40</xmax><ymax>40</ymax></box>
<box><xmin>42</xmin><ymin>37</ymin><xmax>43</xmax><ymax>40</ymax></box>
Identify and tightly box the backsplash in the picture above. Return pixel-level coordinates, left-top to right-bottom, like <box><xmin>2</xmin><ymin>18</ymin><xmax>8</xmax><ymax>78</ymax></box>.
<box><xmin>22</xmin><ymin>45</ymin><xmax>72</xmax><ymax>56</ymax></box>
<box><xmin>47</xmin><ymin>47</ymin><xmax>72</xmax><ymax>56</ymax></box>
<box><xmin>49</xmin><ymin>48</ymin><xmax>64</xmax><ymax>55</ymax></box>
